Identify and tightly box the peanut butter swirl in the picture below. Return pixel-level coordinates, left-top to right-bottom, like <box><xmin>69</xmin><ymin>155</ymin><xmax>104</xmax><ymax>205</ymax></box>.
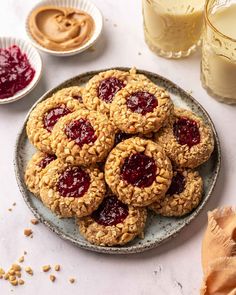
<box><xmin>28</xmin><ymin>6</ymin><xmax>95</xmax><ymax>51</ymax></box>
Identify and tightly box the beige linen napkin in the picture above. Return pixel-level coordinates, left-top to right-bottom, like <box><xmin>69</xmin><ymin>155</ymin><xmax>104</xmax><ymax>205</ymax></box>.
<box><xmin>201</xmin><ymin>207</ymin><xmax>236</xmax><ymax>295</ymax></box>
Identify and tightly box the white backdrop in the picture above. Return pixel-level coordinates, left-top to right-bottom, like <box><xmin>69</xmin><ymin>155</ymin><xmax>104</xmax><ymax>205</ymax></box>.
<box><xmin>0</xmin><ymin>1</ymin><xmax>233</xmax><ymax>294</ymax></box>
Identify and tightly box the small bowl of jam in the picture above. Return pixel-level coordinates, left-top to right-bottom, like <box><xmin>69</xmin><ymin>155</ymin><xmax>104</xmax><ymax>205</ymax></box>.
<box><xmin>0</xmin><ymin>37</ymin><xmax>42</xmax><ymax>104</ymax></box>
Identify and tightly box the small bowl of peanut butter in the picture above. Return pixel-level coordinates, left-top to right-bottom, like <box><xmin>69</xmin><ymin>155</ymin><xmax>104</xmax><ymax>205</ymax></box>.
<box><xmin>25</xmin><ymin>0</ymin><xmax>103</xmax><ymax>56</ymax></box>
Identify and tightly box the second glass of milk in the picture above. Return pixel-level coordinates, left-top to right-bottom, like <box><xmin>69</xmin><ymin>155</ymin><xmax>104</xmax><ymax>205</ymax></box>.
<box><xmin>201</xmin><ymin>0</ymin><xmax>236</xmax><ymax>104</ymax></box>
<box><xmin>142</xmin><ymin>0</ymin><xmax>205</xmax><ymax>58</ymax></box>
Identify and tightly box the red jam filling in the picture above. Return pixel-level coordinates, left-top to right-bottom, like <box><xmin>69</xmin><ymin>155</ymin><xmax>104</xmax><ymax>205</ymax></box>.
<box><xmin>57</xmin><ymin>166</ymin><xmax>90</xmax><ymax>198</ymax></box>
<box><xmin>121</xmin><ymin>153</ymin><xmax>157</xmax><ymax>188</ymax></box>
<box><xmin>65</xmin><ymin>118</ymin><xmax>97</xmax><ymax>147</ymax></box>
<box><xmin>92</xmin><ymin>195</ymin><xmax>129</xmax><ymax>226</ymax></box>
<box><xmin>98</xmin><ymin>77</ymin><xmax>125</xmax><ymax>103</ymax></box>
<box><xmin>38</xmin><ymin>154</ymin><xmax>56</xmax><ymax>169</ymax></box>
<box><xmin>114</xmin><ymin>132</ymin><xmax>133</xmax><ymax>146</ymax></box>
<box><xmin>166</xmin><ymin>172</ymin><xmax>186</xmax><ymax>196</ymax></box>
<box><xmin>43</xmin><ymin>106</ymin><xmax>71</xmax><ymax>132</ymax></box>
<box><xmin>0</xmin><ymin>45</ymin><xmax>35</xmax><ymax>99</ymax></box>
<box><xmin>126</xmin><ymin>91</ymin><xmax>158</xmax><ymax>115</ymax></box>
<box><xmin>173</xmin><ymin>117</ymin><xmax>200</xmax><ymax>148</ymax></box>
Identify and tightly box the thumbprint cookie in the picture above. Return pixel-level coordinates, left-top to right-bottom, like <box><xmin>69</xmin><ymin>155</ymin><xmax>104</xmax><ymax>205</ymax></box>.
<box><xmin>78</xmin><ymin>194</ymin><xmax>147</xmax><ymax>246</ymax></box>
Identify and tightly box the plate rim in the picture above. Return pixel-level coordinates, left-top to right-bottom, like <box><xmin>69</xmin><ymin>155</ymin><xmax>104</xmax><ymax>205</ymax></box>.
<box><xmin>13</xmin><ymin>67</ymin><xmax>221</xmax><ymax>254</ymax></box>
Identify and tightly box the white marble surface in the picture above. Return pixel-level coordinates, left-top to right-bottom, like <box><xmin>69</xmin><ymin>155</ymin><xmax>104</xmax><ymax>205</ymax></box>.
<box><xmin>0</xmin><ymin>0</ymin><xmax>234</xmax><ymax>294</ymax></box>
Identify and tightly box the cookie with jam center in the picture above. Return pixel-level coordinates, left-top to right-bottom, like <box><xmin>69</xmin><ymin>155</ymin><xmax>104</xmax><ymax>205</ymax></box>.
<box><xmin>26</xmin><ymin>87</ymin><xmax>85</xmax><ymax>154</ymax></box>
<box><xmin>154</xmin><ymin>108</ymin><xmax>214</xmax><ymax>168</ymax></box>
<box><xmin>83</xmin><ymin>68</ymin><xmax>152</xmax><ymax>116</ymax></box>
<box><xmin>51</xmin><ymin>109</ymin><xmax>115</xmax><ymax>166</ymax></box>
<box><xmin>78</xmin><ymin>194</ymin><xmax>147</xmax><ymax>246</ymax></box>
<box><xmin>105</xmin><ymin>137</ymin><xmax>173</xmax><ymax>207</ymax></box>
<box><xmin>39</xmin><ymin>159</ymin><xmax>106</xmax><ymax>218</ymax></box>
<box><xmin>110</xmin><ymin>81</ymin><xmax>173</xmax><ymax>134</ymax></box>
<box><xmin>25</xmin><ymin>151</ymin><xmax>57</xmax><ymax>197</ymax></box>
<box><xmin>149</xmin><ymin>168</ymin><xmax>203</xmax><ymax>217</ymax></box>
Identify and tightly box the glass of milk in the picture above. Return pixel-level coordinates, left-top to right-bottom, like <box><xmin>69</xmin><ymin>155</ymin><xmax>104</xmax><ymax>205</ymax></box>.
<box><xmin>201</xmin><ymin>0</ymin><xmax>236</xmax><ymax>104</ymax></box>
<box><xmin>142</xmin><ymin>0</ymin><xmax>205</xmax><ymax>58</ymax></box>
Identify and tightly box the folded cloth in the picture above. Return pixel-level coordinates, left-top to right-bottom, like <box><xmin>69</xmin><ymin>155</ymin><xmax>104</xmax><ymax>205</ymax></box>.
<box><xmin>201</xmin><ymin>207</ymin><xmax>236</xmax><ymax>295</ymax></box>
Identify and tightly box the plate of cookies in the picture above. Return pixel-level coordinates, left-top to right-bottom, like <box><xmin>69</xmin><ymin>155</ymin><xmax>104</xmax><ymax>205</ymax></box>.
<box><xmin>14</xmin><ymin>67</ymin><xmax>221</xmax><ymax>254</ymax></box>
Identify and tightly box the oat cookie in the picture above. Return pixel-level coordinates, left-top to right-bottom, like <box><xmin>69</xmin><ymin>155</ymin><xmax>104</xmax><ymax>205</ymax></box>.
<box><xmin>105</xmin><ymin>137</ymin><xmax>173</xmax><ymax>207</ymax></box>
<box><xmin>26</xmin><ymin>93</ymin><xmax>84</xmax><ymax>154</ymax></box>
<box><xmin>78</xmin><ymin>194</ymin><xmax>147</xmax><ymax>246</ymax></box>
<box><xmin>51</xmin><ymin>109</ymin><xmax>115</xmax><ymax>165</ymax></box>
<box><xmin>110</xmin><ymin>81</ymin><xmax>173</xmax><ymax>134</ymax></box>
<box><xmin>149</xmin><ymin>169</ymin><xmax>203</xmax><ymax>217</ymax></box>
<box><xmin>39</xmin><ymin>160</ymin><xmax>106</xmax><ymax>218</ymax></box>
<box><xmin>24</xmin><ymin>151</ymin><xmax>57</xmax><ymax>197</ymax></box>
<box><xmin>154</xmin><ymin>108</ymin><xmax>214</xmax><ymax>168</ymax></box>
<box><xmin>83</xmin><ymin>68</ymin><xmax>152</xmax><ymax>115</ymax></box>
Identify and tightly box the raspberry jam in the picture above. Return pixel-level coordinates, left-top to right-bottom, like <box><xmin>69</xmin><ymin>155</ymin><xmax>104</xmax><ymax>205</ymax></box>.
<box><xmin>121</xmin><ymin>153</ymin><xmax>157</xmax><ymax>188</ymax></box>
<box><xmin>92</xmin><ymin>195</ymin><xmax>128</xmax><ymax>226</ymax></box>
<box><xmin>0</xmin><ymin>45</ymin><xmax>35</xmax><ymax>99</ymax></box>
<box><xmin>126</xmin><ymin>91</ymin><xmax>158</xmax><ymax>115</ymax></box>
<box><xmin>43</xmin><ymin>106</ymin><xmax>71</xmax><ymax>132</ymax></box>
<box><xmin>166</xmin><ymin>172</ymin><xmax>186</xmax><ymax>196</ymax></box>
<box><xmin>98</xmin><ymin>77</ymin><xmax>125</xmax><ymax>103</ymax></box>
<box><xmin>173</xmin><ymin>117</ymin><xmax>200</xmax><ymax>148</ymax></box>
<box><xmin>38</xmin><ymin>154</ymin><xmax>56</xmax><ymax>169</ymax></box>
<box><xmin>57</xmin><ymin>167</ymin><xmax>90</xmax><ymax>198</ymax></box>
<box><xmin>114</xmin><ymin>132</ymin><xmax>132</xmax><ymax>146</ymax></box>
<box><xmin>65</xmin><ymin>118</ymin><xmax>97</xmax><ymax>147</ymax></box>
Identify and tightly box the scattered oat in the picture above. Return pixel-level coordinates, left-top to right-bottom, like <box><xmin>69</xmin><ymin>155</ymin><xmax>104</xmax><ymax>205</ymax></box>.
<box><xmin>18</xmin><ymin>256</ymin><xmax>24</xmax><ymax>263</ymax></box>
<box><xmin>69</xmin><ymin>277</ymin><xmax>75</xmax><ymax>284</ymax></box>
<box><xmin>18</xmin><ymin>279</ymin><xmax>24</xmax><ymax>285</ymax></box>
<box><xmin>54</xmin><ymin>265</ymin><xmax>60</xmax><ymax>272</ymax></box>
<box><xmin>25</xmin><ymin>267</ymin><xmax>33</xmax><ymax>276</ymax></box>
<box><xmin>1</xmin><ymin>263</ymin><xmax>23</xmax><ymax>286</ymax></box>
<box><xmin>10</xmin><ymin>279</ymin><xmax>18</xmax><ymax>286</ymax></box>
<box><xmin>50</xmin><ymin>275</ymin><xmax>56</xmax><ymax>282</ymax></box>
<box><xmin>30</xmin><ymin>218</ymin><xmax>39</xmax><ymax>225</ymax></box>
<box><xmin>24</xmin><ymin>229</ymin><xmax>33</xmax><ymax>237</ymax></box>
<box><xmin>42</xmin><ymin>265</ymin><xmax>51</xmax><ymax>272</ymax></box>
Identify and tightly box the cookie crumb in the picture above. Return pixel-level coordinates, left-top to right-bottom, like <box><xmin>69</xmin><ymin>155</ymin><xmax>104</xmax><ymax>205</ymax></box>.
<box><xmin>138</xmin><ymin>52</ymin><xmax>142</xmax><ymax>56</ymax></box>
<box><xmin>113</xmin><ymin>23</ymin><xmax>117</xmax><ymax>27</ymax></box>
<box><xmin>24</xmin><ymin>229</ymin><xmax>33</xmax><ymax>237</ymax></box>
<box><xmin>8</xmin><ymin>208</ymin><xmax>12</xmax><ymax>212</ymax></box>
<box><xmin>42</xmin><ymin>265</ymin><xmax>51</xmax><ymax>272</ymax></box>
<box><xmin>30</xmin><ymin>219</ymin><xmax>39</xmax><ymax>225</ymax></box>
<box><xmin>69</xmin><ymin>278</ymin><xmax>75</xmax><ymax>284</ymax></box>
<box><xmin>19</xmin><ymin>279</ymin><xmax>24</xmax><ymax>285</ymax></box>
<box><xmin>12</xmin><ymin>202</ymin><xmax>16</xmax><ymax>206</ymax></box>
<box><xmin>24</xmin><ymin>251</ymin><xmax>27</xmax><ymax>255</ymax></box>
<box><xmin>50</xmin><ymin>275</ymin><xmax>56</xmax><ymax>282</ymax></box>
<box><xmin>54</xmin><ymin>265</ymin><xmax>60</xmax><ymax>272</ymax></box>
<box><xmin>105</xmin><ymin>18</ymin><xmax>108</xmax><ymax>21</ymax></box>
<box><xmin>18</xmin><ymin>256</ymin><xmax>24</xmax><ymax>263</ymax></box>
<box><xmin>25</xmin><ymin>267</ymin><xmax>33</xmax><ymax>276</ymax></box>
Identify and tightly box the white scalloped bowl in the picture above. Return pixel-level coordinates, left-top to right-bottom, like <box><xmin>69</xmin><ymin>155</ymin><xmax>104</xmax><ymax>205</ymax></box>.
<box><xmin>0</xmin><ymin>37</ymin><xmax>42</xmax><ymax>104</ymax></box>
<box><xmin>25</xmin><ymin>0</ymin><xmax>103</xmax><ymax>56</ymax></box>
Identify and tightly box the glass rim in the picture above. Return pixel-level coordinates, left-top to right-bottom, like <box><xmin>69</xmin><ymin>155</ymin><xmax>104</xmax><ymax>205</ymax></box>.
<box><xmin>205</xmin><ymin>0</ymin><xmax>236</xmax><ymax>42</ymax></box>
